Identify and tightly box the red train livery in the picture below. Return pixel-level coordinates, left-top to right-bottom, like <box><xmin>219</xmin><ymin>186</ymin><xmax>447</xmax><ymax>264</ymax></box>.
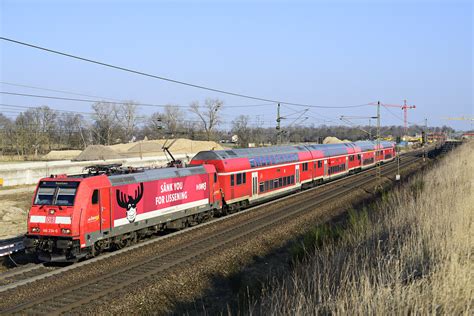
<box><xmin>24</xmin><ymin>141</ymin><xmax>395</xmax><ymax>261</ymax></box>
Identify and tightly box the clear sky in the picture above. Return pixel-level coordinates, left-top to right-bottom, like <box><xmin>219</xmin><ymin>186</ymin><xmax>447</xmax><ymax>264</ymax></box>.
<box><xmin>0</xmin><ymin>0</ymin><xmax>472</xmax><ymax>131</ymax></box>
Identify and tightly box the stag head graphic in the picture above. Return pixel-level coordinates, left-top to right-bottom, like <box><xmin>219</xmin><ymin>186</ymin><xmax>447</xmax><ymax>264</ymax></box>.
<box><xmin>116</xmin><ymin>183</ymin><xmax>144</xmax><ymax>223</ymax></box>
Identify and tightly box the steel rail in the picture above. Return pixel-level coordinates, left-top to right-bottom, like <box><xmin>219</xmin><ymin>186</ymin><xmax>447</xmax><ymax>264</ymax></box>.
<box><xmin>0</xmin><ymin>154</ymin><xmax>421</xmax><ymax>314</ymax></box>
<box><xmin>0</xmin><ymin>236</ymin><xmax>24</xmax><ymax>258</ymax></box>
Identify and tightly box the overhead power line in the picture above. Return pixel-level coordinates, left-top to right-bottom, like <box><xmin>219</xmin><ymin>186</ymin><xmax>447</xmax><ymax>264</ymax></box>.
<box><xmin>0</xmin><ymin>36</ymin><xmax>372</xmax><ymax>109</ymax></box>
<box><xmin>0</xmin><ymin>91</ymin><xmax>272</xmax><ymax>108</ymax></box>
<box><xmin>0</xmin><ymin>81</ymin><xmax>123</xmax><ymax>101</ymax></box>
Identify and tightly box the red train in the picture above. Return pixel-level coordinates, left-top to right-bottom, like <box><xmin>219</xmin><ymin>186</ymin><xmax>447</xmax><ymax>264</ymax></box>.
<box><xmin>24</xmin><ymin>141</ymin><xmax>395</xmax><ymax>262</ymax></box>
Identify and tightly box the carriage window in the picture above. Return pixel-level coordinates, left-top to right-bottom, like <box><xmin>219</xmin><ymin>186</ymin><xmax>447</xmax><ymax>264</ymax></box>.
<box><xmin>290</xmin><ymin>175</ymin><xmax>295</xmax><ymax>184</ymax></box>
<box><xmin>92</xmin><ymin>189</ymin><xmax>99</xmax><ymax>205</ymax></box>
<box><xmin>265</xmin><ymin>181</ymin><xmax>269</xmax><ymax>191</ymax></box>
<box><xmin>270</xmin><ymin>180</ymin><xmax>274</xmax><ymax>190</ymax></box>
<box><xmin>243</xmin><ymin>173</ymin><xmax>246</xmax><ymax>184</ymax></box>
<box><xmin>250</xmin><ymin>159</ymin><xmax>256</xmax><ymax>168</ymax></box>
<box><xmin>236</xmin><ymin>173</ymin><xmax>242</xmax><ymax>185</ymax></box>
<box><xmin>214</xmin><ymin>173</ymin><xmax>217</xmax><ymax>182</ymax></box>
<box><xmin>302</xmin><ymin>162</ymin><xmax>308</xmax><ymax>171</ymax></box>
<box><xmin>278</xmin><ymin>178</ymin><xmax>283</xmax><ymax>187</ymax></box>
<box><xmin>318</xmin><ymin>161</ymin><xmax>322</xmax><ymax>168</ymax></box>
<box><xmin>231</xmin><ymin>174</ymin><xmax>235</xmax><ymax>186</ymax></box>
<box><xmin>259</xmin><ymin>182</ymin><xmax>264</xmax><ymax>193</ymax></box>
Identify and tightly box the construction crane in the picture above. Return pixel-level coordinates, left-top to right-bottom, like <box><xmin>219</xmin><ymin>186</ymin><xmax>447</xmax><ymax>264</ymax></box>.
<box><xmin>371</xmin><ymin>100</ymin><xmax>415</xmax><ymax>134</ymax></box>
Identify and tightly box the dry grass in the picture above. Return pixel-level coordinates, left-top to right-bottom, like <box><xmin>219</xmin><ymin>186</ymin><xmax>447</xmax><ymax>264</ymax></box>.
<box><xmin>252</xmin><ymin>142</ymin><xmax>473</xmax><ymax>315</ymax></box>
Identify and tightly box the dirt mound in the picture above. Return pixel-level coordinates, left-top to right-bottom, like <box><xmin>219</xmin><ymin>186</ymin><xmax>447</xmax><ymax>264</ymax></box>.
<box><xmin>323</xmin><ymin>137</ymin><xmax>350</xmax><ymax>144</ymax></box>
<box><xmin>73</xmin><ymin>145</ymin><xmax>123</xmax><ymax>161</ymax></box>
<box><xmin>109</xmin><ymin>142</ymin><xmax>138</xmax><ymax>153</ymax></box>
<box><xmin>42</xmin><ymin>150</ymin><xmax>83</xmax><ymax>160</ymax></box>
<box><xmin>120</xmin><ymin>138</ymin><xmax>224</xmax><ymax>157</ymax></box>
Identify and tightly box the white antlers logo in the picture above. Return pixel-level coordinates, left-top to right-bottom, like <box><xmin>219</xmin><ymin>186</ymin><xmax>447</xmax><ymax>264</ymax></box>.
<box><xmin>116</xmin><ymin>183</ymin><xmax>144</xmax><ymax>223</ymax></box>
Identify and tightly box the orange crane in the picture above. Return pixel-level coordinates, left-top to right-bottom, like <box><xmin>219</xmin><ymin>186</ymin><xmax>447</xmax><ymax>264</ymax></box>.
<box><xmin>372</xmin><ymin>100</ymin><xmax>416</xmax><ymax>134</ymax></box>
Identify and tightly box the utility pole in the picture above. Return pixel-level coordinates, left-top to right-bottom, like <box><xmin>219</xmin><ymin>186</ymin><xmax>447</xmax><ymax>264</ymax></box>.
<box><xmin>368</xmin><ymin>118</ymin><xmax>372</xmax><ymax>140</ymax></box>
<box><xmin>423</xmin><ymin>118</ymin><xmax>428</xmax><ymax>161</ymax></box>
<box><xmin>424</xmin><ymin>118</ymin><xmax>428</xmax><ymax>142</ymax></box>
<box><xmin>276</xmin><ymin>103</ymin><xmax>282</xmax><ymax>145</ymax></box>
<box><xmin>375</xmin><ymin>101</ymin><xmax>382</xmax><ymax>190</ymax></box>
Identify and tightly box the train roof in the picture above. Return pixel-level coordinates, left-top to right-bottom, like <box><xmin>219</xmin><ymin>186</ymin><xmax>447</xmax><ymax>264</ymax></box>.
<box><xmin>305</xmin><ymin>143</ymin><xmax>357</xmax><ymax>156</ymax></box>
<box><xmin>354</xmin><ymin>140</ymin><xmax>394</xmax><ymax>150</ymax></box>
<box><xmin>108</xmin><ymin>165</ymin><xmax>208</xmax><ymax>186</ymax></box>
<box><xmin>192</xmin><ymin>141</ymin><xmax>394</xmax><ymax>162</ymax></box>
<box><xmin>192</xmin><ymin>145</ymin><xmax>301</xmax><ymax>161</ymax></box>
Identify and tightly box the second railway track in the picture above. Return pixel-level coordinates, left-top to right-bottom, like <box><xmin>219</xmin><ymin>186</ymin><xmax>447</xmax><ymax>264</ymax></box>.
<box><xmin>0</xmin><ymin>153</ymin><xmax>423</xmax><ymax>314</ymax></box>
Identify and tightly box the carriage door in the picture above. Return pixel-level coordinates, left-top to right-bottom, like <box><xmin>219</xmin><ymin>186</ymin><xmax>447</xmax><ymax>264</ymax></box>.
<box><xmin>324</xmin><ymin>160</ymin><xmax>328</xmax><ymax>177</ymax></box>
<box><xmin>252</xmin><ymin>172</ymin><xmax>258</xmax><ymax>197</ymax></box>
<box><xmin>296</xmin><ymin>165</ymin><xmax>300</xmax><ymax>184</ymax></box>
<box><xmin>346</xmin><ymin>156</ymin><xmax>349</xmax><ymax>171</ymax></box>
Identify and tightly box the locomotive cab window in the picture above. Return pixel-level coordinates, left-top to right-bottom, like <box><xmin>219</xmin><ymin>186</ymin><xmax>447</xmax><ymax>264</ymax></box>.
<box><xmin>91</xmin><ymin>189</ymin><xmax>99</xmax><ymax>205</ymax></box>
<box><xmin>318</xmin><ymin>161</ymin><xmax>322</xmax><ymax>168</ymax></box>
<box><xmin>34</xmin><ymin>181</ymin><xmax>79</xmax><ymax>206</ymax></box>
<box><xmin>214</xmin><ymin>173</ymin><xmax>217</xmax><ymax>182</ymax></box>
<box><xmin>231</xmin><ymin>175</ymin><xmax>235</xmax><ymax>186</ymax></box>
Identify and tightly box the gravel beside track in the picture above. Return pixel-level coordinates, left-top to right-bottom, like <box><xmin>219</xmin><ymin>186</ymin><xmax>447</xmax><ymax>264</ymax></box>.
<box><xmin>0</xmin><ymin>264</ymin><xmax>60</xmax><ymax>287</ymax></box>
<box><xmin>0</xmin><ymin>152</ymin><xmax>424</xmax><ymax>314</ymax></box>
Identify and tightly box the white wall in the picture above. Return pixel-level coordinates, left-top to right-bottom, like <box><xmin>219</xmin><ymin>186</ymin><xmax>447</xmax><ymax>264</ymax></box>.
<box><xmin>0</xmin><ymin>154</ymin><xmax>195</xmax><ymax>187</ymax></box>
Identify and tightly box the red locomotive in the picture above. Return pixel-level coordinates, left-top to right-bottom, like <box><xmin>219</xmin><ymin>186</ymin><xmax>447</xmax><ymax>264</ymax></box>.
<box><xmin>24</xmin><ymin>141</ymin><xmax>395</xmax><ymax>262</ymax></box>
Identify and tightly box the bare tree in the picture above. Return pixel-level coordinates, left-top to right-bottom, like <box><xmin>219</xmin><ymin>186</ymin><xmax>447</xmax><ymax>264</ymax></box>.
<box><xmin>58</xmin><ymin>113</ymin><xmax>87</xmax><ymax>149</ymax></box>
<box><xmin>91</xmin><ymin>102</ymin><xmax>120</xmax><ymax>145</ymax></box>
<box><xmin>0</xmin><ymin>114</ymin><xmax>13</xmax><ymax>155</ymax></box>
<box><xmin>162</xmin><ymin>104</ymin><xmax>184</xmax><ymax>136</ymax></box>
<box><xmin>232</xmin><ymin>115</ymin><xmax>251</xmax><ymax>147</ymax></box>
<box><xmin>189</xmin><ymin>98</ymin><xmax>223</xmax><ymax>141</ymax></box>
<box><xmin>145</xmin><ymin>112</ymin><xmax>165</xmax><ymax>139</ymax></box>
<box><xmin>117</xmin><ymin>101</ymin><xmax>138</xmax><ymax>142</ymax></box>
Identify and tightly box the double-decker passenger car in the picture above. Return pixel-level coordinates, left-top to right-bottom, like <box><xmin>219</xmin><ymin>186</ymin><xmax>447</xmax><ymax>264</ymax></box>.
<box><xmin>190</xmin><ymin>141</ymin><xmax>395</xmax><ymax>211</ymax></box>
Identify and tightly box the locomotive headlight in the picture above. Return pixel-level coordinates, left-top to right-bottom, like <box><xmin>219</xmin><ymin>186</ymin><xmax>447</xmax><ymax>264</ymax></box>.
<box><xmin>31</xmin><ymin>227</ymin><xmax>40</xmax><ymax>233</ymax></box>
<box><xmin>49</xmin><ymin>209</ymin><xmax>55</xmax><ymax>215</ymax></box>
<box><xmin>61</xmin><ymin>228</ymin><xmax>71</xmax><ymax>234</ymax></box>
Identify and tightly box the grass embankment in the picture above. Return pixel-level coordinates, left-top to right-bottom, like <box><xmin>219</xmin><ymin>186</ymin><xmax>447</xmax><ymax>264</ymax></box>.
<box><xmin>253</xmin><ymin>142</ymin><xmax>473</xmax><ymax>314</ymax></box>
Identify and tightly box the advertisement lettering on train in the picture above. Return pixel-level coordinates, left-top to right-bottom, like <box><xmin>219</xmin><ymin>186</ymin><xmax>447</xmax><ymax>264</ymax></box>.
<box><xmin>113</xmin><ymin>174</ymin><xmax>209</xmax><ymax>227</ymax></box>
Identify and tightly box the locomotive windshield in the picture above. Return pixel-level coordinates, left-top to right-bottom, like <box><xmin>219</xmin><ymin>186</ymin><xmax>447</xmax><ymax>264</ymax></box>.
<box><xmin>34</xmin><ymin>181</ymin><xmax>80</xmax><ymax>206</ymax></box>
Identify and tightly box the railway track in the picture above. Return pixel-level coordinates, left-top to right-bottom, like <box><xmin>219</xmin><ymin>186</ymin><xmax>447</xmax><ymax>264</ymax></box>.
<box><xmin>0</xmin><ymin>153</ymin><xmax>422</xmax><ymax>314</ymax></box>
<box><xmin>0</xmin><ymin>236</ymin><xmax>24</xmax><ymax>258</ymax></box>
<box><xmin>0</xmin><ymin>263</ymin><xmax>60</xmax><ymax>287</ymax></box>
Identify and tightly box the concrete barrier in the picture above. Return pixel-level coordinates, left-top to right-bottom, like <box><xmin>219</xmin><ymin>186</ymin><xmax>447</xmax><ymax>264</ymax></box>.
<box><xmin>0</xmin><ymin>154</ymin><xmax>195</xmax><ymax>187</ymax></box>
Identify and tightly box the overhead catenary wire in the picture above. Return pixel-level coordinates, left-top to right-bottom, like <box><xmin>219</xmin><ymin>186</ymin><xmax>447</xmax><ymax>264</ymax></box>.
<box><xmin>0</xmin><ymin>91</ymin><xmax>276</xmax><ymax>109</ymax></box>
<box><xmin>0</xmin><ymin>81</ymin><xmax>124</xmax><ymax>102</ymax></box>
<box><xmin>0</xmin><ymin>36</ymin><xmax>373</xmax><ymax>109</ymax></box>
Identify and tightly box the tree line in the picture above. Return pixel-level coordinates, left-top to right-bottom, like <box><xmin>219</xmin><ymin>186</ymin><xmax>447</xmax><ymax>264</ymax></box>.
<box><xmin>0</xmin><ymin>98</ymin><xmax>454</xmax><ymax>157</ymax></box>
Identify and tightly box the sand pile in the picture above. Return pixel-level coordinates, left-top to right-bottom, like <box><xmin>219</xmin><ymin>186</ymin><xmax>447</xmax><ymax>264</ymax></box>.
<box><xmin>42</xmin><ymin>150</ymin><xmax>83</xmax><ymax>160</ymax></box>
<box><xmin>70</xmin><ymin>138</ymin><xmax>224</xmax><ymax>161</ymax></box>
<box><xmin>323</xmin><ymin>136</ymin><xmax>351</xmax><ymax>144</ymax></box>
<box><xmin>118</xmin><ymin>138</ymin><xmax>224</xmax><ymax>157</ymax></box>
<box><xmin>73</xmin><ymin>145</ymin><xmax>123</xmax><ymax>161</ymax></box>
<box><xmin>108</xmin><ymin>142</ymin><xmax>137</xmax><ymax>153</ymax></box>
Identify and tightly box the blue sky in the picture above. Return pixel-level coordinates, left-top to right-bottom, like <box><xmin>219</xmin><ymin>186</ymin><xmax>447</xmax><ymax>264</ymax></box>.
<box><xmin>0</xmin><ymin>0</ymin><xmax>472</xmax><ymax>130</ymax></box>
